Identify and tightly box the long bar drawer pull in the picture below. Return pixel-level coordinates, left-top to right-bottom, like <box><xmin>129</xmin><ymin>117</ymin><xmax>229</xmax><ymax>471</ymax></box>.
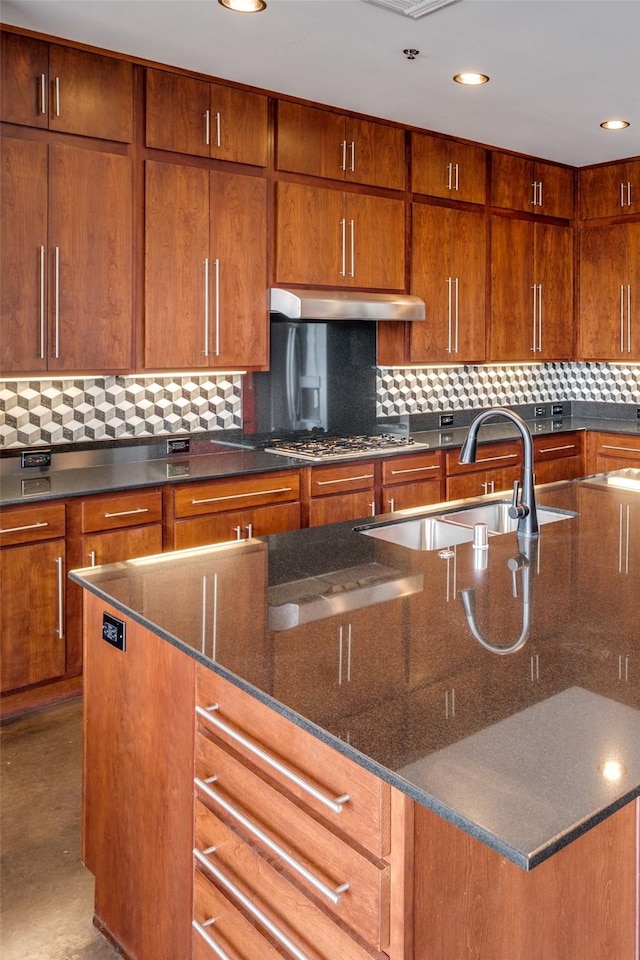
<box><xmin>473</xmin><ymin>453</ymin><xmax>518</xmax><ymax>464</ymax></box>
<box><xmin>0</xmin><ymin>521</ymin><xmax>49</xmax><ymax>535</ymax></box>
<box><xmin>195</xmin><ymin>704</ymin><xmax>349</xmax><ymax>814</ymax></box>
<box><xmin>536</xmin><ymin>444</ymin><xmax>576</xmax><ymax>454</ymax></box>
<box><xmin>103</xmin><ymin>508</ymin><xmax>149</xmax><ymax>519</ymax></box>
<box><xmin>194</xmin><ymin>847</ymin><xmax>310</xmax><ymax>960</ymax></box>
<box><xmin>315</xmin><ymin>474</ymin><xmax>373</xmax><ymax>487</ymax></box>
<box><xmin>191</xmin><ymin>486</ymin><xmax>293</xmax><ymax>506</ymax></box>
<box><xmin>602</xmin><ymin>444</ymin><xmax>640</xmax><ymax>454</ymax></box>
<box><xmin>192</xmin><ymin>919</ymin><xmax>232</xmax><ymax>960</ymax></box>
<box><xmin>389</xmin><ymin>465</ymin><xmax>439</xmax><ymax>476</ymax></box>
<box><xmin>196</xmin><ymin>777</ymin><xmax>349</xmax><ymax>905</ymax></box>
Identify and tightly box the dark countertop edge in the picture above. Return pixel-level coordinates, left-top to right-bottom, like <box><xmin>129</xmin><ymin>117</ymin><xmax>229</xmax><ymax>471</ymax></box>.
<box><xmin>68</xmin><ymin>562</ymin><xmax>640</xmax><ymax>873</ymax></box>
<box><xmin>3</xmin><ymin>416</ymin><xmax>639</xmax><ymax>508</ymax></box>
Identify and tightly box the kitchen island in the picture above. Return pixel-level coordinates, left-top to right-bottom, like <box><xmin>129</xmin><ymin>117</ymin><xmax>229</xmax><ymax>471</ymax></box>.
<box><xmin>71</xmin><ymin>472</ymin><xmax>640</xmax><ymax>960</ymax></box>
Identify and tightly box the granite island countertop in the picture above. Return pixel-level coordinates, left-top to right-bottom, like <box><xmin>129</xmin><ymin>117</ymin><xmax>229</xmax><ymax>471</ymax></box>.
<box><xmin>2</xmin><ymin>414</ymin><xmax>639</xmax><ymax>506</ymax></box>
<box><xmin>69</xmin><ymin>472</ymin><xmax>640</xmax><ymax>870</ymax></box>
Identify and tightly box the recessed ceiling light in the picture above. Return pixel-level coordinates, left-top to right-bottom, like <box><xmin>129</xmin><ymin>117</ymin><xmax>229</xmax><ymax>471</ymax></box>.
<box><xmin>218</xmin><ymin>0</ymin><xmax>266</xmax><ymax>11</ymax></box>
<box><xmin>600</xmin><ymin>119</ymin><xmax>630</xmax><ymax>130</ymax></box>
<box><xmin>453</xmin><ymin>72</ymin><xmax>490</xmax><ymax>86</ymax></box>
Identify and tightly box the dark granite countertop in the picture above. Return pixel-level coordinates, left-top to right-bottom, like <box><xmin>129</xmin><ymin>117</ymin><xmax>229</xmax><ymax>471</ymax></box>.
<box><xmin>70</xmin><ymin>471</ymin><xmax>640</xmax><ymax>871</ymax></box>
<box><xmin>2</xmin><ymin>415</ymin><xmax>639</xmax><ymax>507</ymax></box>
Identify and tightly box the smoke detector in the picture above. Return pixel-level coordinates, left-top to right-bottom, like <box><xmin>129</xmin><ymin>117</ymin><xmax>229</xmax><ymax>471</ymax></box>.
<box><xmin>362</xmin><ymin>0</ymin><xmax>462</xmax><ymax>18</ymax></box>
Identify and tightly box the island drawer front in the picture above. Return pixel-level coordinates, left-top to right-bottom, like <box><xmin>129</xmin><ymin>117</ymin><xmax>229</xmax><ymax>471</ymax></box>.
<box><xmin>174</xmin><ymin>470</ymin><xmax>300</xmax><ymax>518</ymax></box>
<box><xmin>445</xmin><ymin>440</ymin><xmax>521</xmax><ymax>475</ymax></box>
<box><xmin>381</xmin><ymin>450</ymin><xmax>443</xmax><ymax>485</ymax></box>
<box><xmin>0</xmin><ymin>502</ymin><xmax>65</xmax><ymax>547</ymax></box>
<box><xmin>80</xmin><ymin>489</ymin><xmax>162</xmax><ymax>532</ymax></box>
<box><xmin>193</xmin><ymin>868</ymin><xmax>284</xmax><ymax>960</ymax></box>
<box><xmin>194</xmin><ymin>804</ymin><xmax>383</xmax><ymax>960</ymax></box>
<box><xmin>310</xmin><ymin>461</ymin><xmax>376</xmax><ymax>497</ymax></box>
<box><xmin>196</xmin><ymin>666</ymin><xmax>391</xmax><ymax>859</ymax></box>
<box><xmin>196</xmin><ymin>733</ymin><xmax>389</xmax><ymax>949</ymax></box>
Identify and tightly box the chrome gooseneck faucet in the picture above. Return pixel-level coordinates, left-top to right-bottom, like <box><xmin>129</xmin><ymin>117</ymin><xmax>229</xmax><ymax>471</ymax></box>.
<box><xmin>459</xmin><ymin>407</ymin><xmax>539</xmax><ymax>538</ymax></box>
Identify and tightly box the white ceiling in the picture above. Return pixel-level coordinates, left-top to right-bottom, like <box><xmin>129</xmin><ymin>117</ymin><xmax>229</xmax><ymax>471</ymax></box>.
<box><xmin>2</xmin><ymin>0</ymin><xmax>639</xmax><ymax>167</ymax></box>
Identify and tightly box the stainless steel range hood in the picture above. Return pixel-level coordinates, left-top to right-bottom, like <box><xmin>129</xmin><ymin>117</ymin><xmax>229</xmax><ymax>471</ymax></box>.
<box><xmin>270</xmin><ymin>288</ymin><xmax>426</xmax><ymax>321</ymax></box>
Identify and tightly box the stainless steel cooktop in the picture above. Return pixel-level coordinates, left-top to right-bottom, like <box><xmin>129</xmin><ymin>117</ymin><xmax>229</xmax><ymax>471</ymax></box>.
<box><xmin>265</xmin><ymin>434</ymin><xmax>428</xmax><ymax>462</ymax></box>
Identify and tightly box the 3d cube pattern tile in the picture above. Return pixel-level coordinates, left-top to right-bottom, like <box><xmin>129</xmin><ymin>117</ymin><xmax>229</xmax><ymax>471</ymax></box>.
<box><xmin>0</xmin><ymin>375</ymin><xmax>242</xmax><ymax>448</ymax></box>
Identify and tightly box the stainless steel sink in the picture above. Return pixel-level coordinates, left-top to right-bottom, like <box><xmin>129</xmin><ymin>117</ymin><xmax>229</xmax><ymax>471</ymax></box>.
<box><xmin>359</xmin><ymin>516</ymin><xmax>477</xmax><ymax>551</ymax></box>
<box><xmin>441</xmin><ymin>501</ymin><xmax>577</xmax><ymax>533</ymax></box>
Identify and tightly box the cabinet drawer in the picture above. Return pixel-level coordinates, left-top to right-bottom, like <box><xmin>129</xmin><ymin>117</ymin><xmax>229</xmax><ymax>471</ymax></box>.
<box><xmin>590</xmin><ymin>432</ymin><xmax>640</xmax><ymax>471</ymax></box>
<box><xmin>175</xmin><ymin>471</ymin><xmax>300</xmax><ymax>518</ymax></box>
<box><xmin>446</xmin><ymin>465</ymin><xmax>521</xmax><ymax>502</ymax></box>
<box><xmin>310</xmin><ymin>462</ymin><xmax>375</xmax><ymax>497</ymax></box>
<box><xmin>81</xmin><ymin>490</ymin><xmax>162</xmax><ymax>533</ymax></box>
<box><xmin>381</xmin><ymin>450</ymin><xmax>443</xmax><ymax>486</ymax></box>
<box><xmin>445</xmin><ymin>441</ymin><xmax>521</xmax><ymax>476</ymax></box>
<box><xmin>533</xmin><ymin>433</ymin><xmax>583</xmax><ymax>462</ymax></box>
<box><xmin>0</xmin><ymin>502</ymin><xmax>65</xmax><ymax>546</ymax></box>
<box><xmin>193</xmin><ymin>868</ymin><xmax>284</xmax><ymax>960</ymax></box>
<box><xmin>196</xmin><ymin>666</ymin><xmax>390</xmax><ymax>859</ymax></box>
<box><xmin>195</xmin><ymin>799</ymin><xmax>386</xmax><ymax>958</ymax></box>
<box><xmin>173</xmin><ymin>501</ymin><xmax>300</xmax><ymax>549</ymax></box>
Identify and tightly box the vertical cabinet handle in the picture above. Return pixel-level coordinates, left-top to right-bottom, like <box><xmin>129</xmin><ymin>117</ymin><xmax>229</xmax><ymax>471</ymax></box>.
<box><xmin>538</xmin><ymin>283</ymin><xmax>543</xmax><ymax>353</ymax></box>
<box><xmin>340</xmin><ymin>139</ymin><xmax>347</xmax><ymax>172</ymax></box>
<box><xmin>214</xmin><ymin>111</ymin><xmax>221</xmax><ymax>148</ymax></box>
<box><xmin>446</xmin><ymin>162</ymin><xmax>453</xmax><ymax>191</ymax></box>
<box><xmin>620</xmin><ymin>182</ymin><xmax>632</xmax><ymax>208</ymax></box>
<box><xmin>531</xmin><ymin>181</ymin><xmax>537</xmax><ymax>206</ymax></box>
<box><xmin>619</xmin><ymin>283</ymin><xmax>631</xmax><ymax>353</ymax></box>
<box><xmin>54</xmin><ymin>76</ymin><xmax>60</xmax><ymax>117</ymax></box>
<box><xmin>446</xmin><ymin>277</ymin><xmax>453</xmax><ymax>353</ymax></box>
<box><xmin>626</xmin><ymin>284</ymin><xmax>631</xmax><ymax>353</ymax></box>
<box><xmin>214</xmin><ymin>258</ymin><xmax>220</xmax><ymax>356</ymax></box>
<box><xmin>340</xmin><ymin>218</ymin><xmax>346</xmax><ymax>277</ymax></box>
<box><xmin>40</xmin><ymin>74</ymin><xmax>47</xmax><ymax>115</ymax></box>
<box><xmin>203</xmin><ymin>258</ymin><xmax>210</xmax><ymax>357</ymax></box>
<box><xmin>55</xmin><ymin>556</ymin><xmax>64</xmax><ymax>638</ymax></box>
<box><xmin>89</xmin><ymin>551</ymin><xmax>96</xmax><ymax>567</ymax></box>
<box><xmin>39</xmin><ymin>245</ymin><xmax>46</xmax><ymax>360</ymax></box>
<box><xmin>204</xmin><ymin>109</ymin><xmax>210</xmax><ymax>146</ymax></box>
<box><xmin>388</xmin><ymin>497</ymin><xmax>395</xmax><ymax>512</ymax></box>
<box><xmin>245</xmin><ymin>523</ymin><xmax>253</xmax><ymax>538</ymax></box>
<box><xmin>453</xmin><ymin>276</ymin><xmax>459</xmax><ymax>353</ymax></box>
<box><xmin>349</xmin><ymin>219</ymin><xmax>355</xmax><ymax>277</ymax></box>
<box><xmin>192</xmin><ymin>919</ymin><xmax>233</xmax><ymax>960</ymax></box>
<box><xmin>54</xmin><ymin>246</ymin><xmax>60</xmax><ymax>359</ymax></box>
<box><xmin>538</xmin><ymin>180</ymin><xmax>543</xmax><ymax>206</ymax></box>
<box><xmin>349</xmin><ymin>140</ymin><xmax>355</xmax><ymax>172</ymax></box>
<box><xmin>618</xmin><ymin>503</ymin><xmax>630</xmax><ymax>574</ymax></box>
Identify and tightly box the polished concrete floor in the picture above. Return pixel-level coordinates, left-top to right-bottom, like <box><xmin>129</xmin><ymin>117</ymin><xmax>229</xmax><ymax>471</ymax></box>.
<box><xmin>1</xmin><ymin>699</ymin><xmax>120</xmax><ymax>960</ymax></box>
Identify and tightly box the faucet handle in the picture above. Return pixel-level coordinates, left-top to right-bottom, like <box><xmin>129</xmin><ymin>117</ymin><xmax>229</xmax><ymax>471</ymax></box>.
<box><xmin>508</xmin><ymin>480</ymin><xmax>528</xmax><ymax>520</ymax></box>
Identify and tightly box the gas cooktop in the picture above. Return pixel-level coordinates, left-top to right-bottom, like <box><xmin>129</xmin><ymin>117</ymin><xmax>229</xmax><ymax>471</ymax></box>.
<box><xmin>265</xmin><ymin>434</ymin><xmax>428</xmax><ymax>462</ymax></box>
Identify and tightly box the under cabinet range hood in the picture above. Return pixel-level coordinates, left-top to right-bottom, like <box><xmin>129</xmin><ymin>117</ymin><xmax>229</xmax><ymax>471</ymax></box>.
<box><xmin>270</xmin><ymin>288</ymin><xmax>426</xmax><ymax>322</ymax></box>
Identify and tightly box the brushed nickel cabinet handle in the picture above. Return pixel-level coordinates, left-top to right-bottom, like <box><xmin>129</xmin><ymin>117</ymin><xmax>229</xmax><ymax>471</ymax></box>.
<box><xmin>389</xmin><ymin>465</ymin><xmax>439</xmax><ymax>476</ymax></box>
<box><xmin>453</xmin><ymin>276</ymin><xmax>459</xmax><ymax>353</ymax></box>
<box><xmin>39</xmin><ymin>245</ymin><xmax>46</xmax><ymax>359</ymax></box>
<box><xmin>40</xmin><ymin>74</ymin><xmax>47</xmax><ymax>114</ymax></box>
<box><xmin>446</xmin><ymin>277</ymin><xmax>453</xmax><ymax>353</ymax></box>
<box><xmin>537</xmin><ymin>444</ymin><xmax>576</xmax><ymax>454</ymax></box>
<box><xmin>214</xmin><ymin>111</ymin><xmax>221</xmax><ymax>149</ymax></box>
<box><xmin>349</xmin><ymin>219</ymin><xmax>355</xmax><ymax>278</ymax></box>
<box><xmin>191</xmin><ymin>486</ymin><xmax>293</xmax><ymax>506</ymax></box>
<box><xmin>340</xmin><ymin>139</ymin><xmax>347</xmax><ymax>172</ymax></box>
<box><xmin>446</xmin><ymin>162</ymin><xmax>453</xmax><ymax>191</ymax></box>
<box><xmin>54</xmin><ymin>76</ymin><xmax>60</xmax><ymax>117</ymax></box>
<box><xmin>214</xmin><ymin>258</ymin><xmax>220</xmax><ymax>357</ymax></box>
<box><xmin>532</xmin><ymin>283</ymin><xmax>537</xmax><ymax>352</ymax></box>
<box><xmin>203</xmin><ymin>258</ymin><xmax>210</xmax><ymax>357</ymax></box>
<box><xmin>195</xmin><ymin>777</ymin><xmax>350</xmax><ymax>906</ymax></box>
<box><xmin>56</xmin><ymin>555</ymin><xmax>64</xmax><ymax>638</ymax></box>
<box><xmin>602</xmin><ymin>444</ymin><xmax>640</xmax><ymax>454</ymax></box>
<box><xmin>204</xmin><ymin>109</ymin><xmax>210</xmax><ymax>146</ymax></box>
<box><xmin>474</xmin><ymin>453</ymin><xmax>518</xmax><ymax>465</ymax></box>
<box><xmin>315</xmin><ymin>474</ymin><xmax>373</xmax><ymax>487</ymax></box>
<box><xmin>349</xmin><ymin>140</ymin><xmax>355</xmax><ymax>172</ymax></box>
<box><xmin>196</xmin><ymin>704</ymin><xmax>350</xmax><ymax>813</ymax></box>
<box><xmin>54</xmin><ymin>246</ymin><xmax>60</xmax><ymax>359</ymax></box>
<box><xmin>339</xmin><ymin>217</ymin><xmax>346</xmax><ymax>277</ymax></box>
<box><xmin>0</xmin><ymin>521</ymin><xmax>49</xmax><ymax>535</ymax></box>
<box><xmin>194</xmin><ymin>847</ymin><xmax>311</xmax><ymax>960</ymax></box>
<box><xmin>103</xmin><ymin>507</ymin><xmax>149</xmax><ymax>519</ymax></box>
<box><xmin>192</xmin><ymin>918</ymin><xmax>232</xmax><ymax>960</ymax></box>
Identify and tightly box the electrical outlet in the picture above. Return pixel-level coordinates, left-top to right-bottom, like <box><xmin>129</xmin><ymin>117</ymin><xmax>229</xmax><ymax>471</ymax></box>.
<box><xmin>552</xmin><ymin>404</ymin><xmax>563</xmax><ymax>416</ymax></box>
<box><xmin>21</xmin><ymin>449</ymin><xmax>52</xmax><ymax>468</ymax></box>
<box><xmin>439</xmin><ymin>414</ymin><xmax>454</xmax><ymax>427</ymax></box>
<box><xmin>166</xmin><ymin>437</ymin><xmax>190</xmax><ymax>455</ymax></box>
<box><xmin>637</xmin><ymin>407</ymin><xmax>640</xmax><ymax>420</ymax></box>
<box><xmin>535</xmin><ymin>406</ymin><xmax>547</xmax><ymax>418</ymax></box>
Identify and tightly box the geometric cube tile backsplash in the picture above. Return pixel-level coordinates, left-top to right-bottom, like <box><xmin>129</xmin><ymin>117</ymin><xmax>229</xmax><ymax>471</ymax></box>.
<box><xmin>0</xmin><ymin>362</ymin><xmax>638</xmax><ymax>447</ymax></box>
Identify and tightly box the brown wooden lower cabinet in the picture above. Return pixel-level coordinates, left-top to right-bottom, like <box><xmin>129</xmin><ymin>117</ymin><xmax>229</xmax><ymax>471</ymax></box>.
<box><xmin>81</xmin><ymin>593</ymin><xmax>639</xmax><ymax>960</ymax></box>
<box><xmin>381</xmin><ymin>450</ymin><xmax>444</xmax><ymax>513</ymax></box>
<box><xmin>445</xmin><ymin>440</ymin><xmax>522</xmax><ymax>501</ymax></box>
<box><xmin>306</xmin><ymin>460</ymin><xmax>377</xmax><ymax>526</ymax></box>
<box><xmin>587</xmin><ymin>430</ymin><xmax>640</xmax><ymax>474</ymax></box>
<box><xmin>533</xmin><ymin>430</ymin><xmax>585</xmax><ymax>483</ymax></box>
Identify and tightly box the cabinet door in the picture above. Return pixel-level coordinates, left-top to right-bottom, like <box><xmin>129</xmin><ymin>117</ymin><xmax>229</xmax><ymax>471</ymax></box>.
<box><xmin>0</xmin><ymin>538</ymin><xmax>66</xmax><ymax>692</ymax></box>
<box><xmin>412</xmin><ymin>132</ymin><xmax>486</xmax><ymax>203</ymax></box>
<box><xmin>1</xmin><ymin>32</ymin><xmax>49</xmax><ymax>128</ymax></box>
<box><xmin>210</xmin><ymin>171</ymin><xmax>268</xmax><ymax>368</ymax></box>
<box><xmin>173</xmin><ymin>501</ymin><xmax>300</xmax><ymax>550</ymax></box>
<box><xmin>0</xmin><ymin>137</ymin><xmax>48</xmax><ymax>373</ymax></box>
<box><xmin>47</xmin><ymin>45</ymin><xmax>133</xmax><ymax>142</ymax></box>
<box><xmin>275</xmin><ymin>181</ymin><xmax>344</xmax><ymax>286</ymax></box>
<box><xmin>345</xmin><ymin>117</ymin><xmax>405</xmax><ymax>190</ymax></box>
<box><xmin>579</xmin><ymin>223</ymin><xmax>635</xmax><ymax>360</ymax></box>
<box><xmin>579</xmin><ymin>160</ymin><xmax>640</xmax><ymax>219</ymax></box>
<box><xmin>48</xmin><ymin>144</ymin><xmax>133</xmax><ymax>372</ymax></box>
<box><xmin>345</xmin><ymin>192</ymin><xmax>405</xmax><ymax>290</ymax></box>
<box><xmin>146</xmin><ymin>69</ymin><xmax>211</xmax><ymax>157</ymax></box>
<box><xmin>210</xmin><ymin>82</ymin><xmax>268</xmax><ymax>167</ymax></box>
<box><xmin>82</xmin><ymin>526</ymin><xmax>163</xmax><ymax>568</ymax></box>
<box><xmin>490</xmin><ymin>217</ymin><xmax>534</xmax><ymax>360</ymax></box>
<box><xmin>534</xmin><ymin>222</ymin><xmax>573</xmax><ymax>360</ymax></box>
<box><xmin>276</xmin><ymin>101</ymin><xmax>346</xmax><ymax>179</ymax></box>
<box><xmin>492</xmin><ymin>153</ymin><xmax>573</xmax><ymax>218</ymax></box>
<box><xmin>446</xmin><ymin>465</ymin><xmax>522</xmax><ymax>501</ymax></box>
<box><xmin>410</xmin><ymin>204</ymin><xmax>485</xmax><ymax>363</ymax></box>
<box><xmin>145</xmin><ymin>160</ymin><xmax>210</xmax><ymax>369</ymax></box>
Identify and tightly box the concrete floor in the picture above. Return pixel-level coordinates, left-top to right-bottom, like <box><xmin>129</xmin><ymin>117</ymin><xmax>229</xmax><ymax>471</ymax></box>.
<box><xmin>1</xmin><ymin>699</ymin><xmax>120</xmax><ymax>960</ymax></box>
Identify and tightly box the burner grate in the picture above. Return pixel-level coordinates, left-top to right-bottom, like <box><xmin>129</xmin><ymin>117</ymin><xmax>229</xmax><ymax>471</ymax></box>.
<box><xmin>266</xmin><ymin>434</ymin><xmax>428</xmax><ymax>462</ymax></box>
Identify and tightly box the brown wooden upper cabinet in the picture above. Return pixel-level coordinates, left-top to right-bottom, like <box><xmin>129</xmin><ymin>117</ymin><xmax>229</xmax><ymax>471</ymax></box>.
<box><xmin>275</xmin><ymin>180</ymin><xmax>405</xmax><ymax>290</ymax></box>
<box><xmin>578</xmin><ymin>222</ymin><xmax>640</xmax><ymax>361</ymax></box>
<box><xmin>146</xmin><ymin>68</ymin><xmax>268</xmax><ymax>167</ymax></box>
<box><xmin>145</xmin><ymin>160</ymin><xmax>268</xmax><ymax>370</ymax></box>
<box><xmin>411</xmin><ymin>132</ymin><xmax>486</xmax><ymax>204</ymax></box>
<box><xmin>578</xmin><ymin>159</ymin><xmax>640</xmax><ymax>220</ymax></box>
<box><xmin>491</xmin><ymin>152</ymin><xmax>574</xmax><ymax>219</ymax></box>
<box><xmin>491</xmin><ymin>216</ymin><xmax>573</xmax><ymax>361</ymax></box>
<box><xmin>1</xmin><ymin>137</ymin><xmax>133</xmax><ymax>375</ymax></box>
<box><xmin>409</xmin><ymin>202</ymin><xmax>486</xmax><ymax>363</ymax></box>
<box><xmin>276</xmin><ymin>101</ymin><xmax>405</xmax><ymax>190</ymax></box>
<box><xmin>0</xmin><ymin>31</ymin><xmax>133</xmax><ymax>142</ymax></box>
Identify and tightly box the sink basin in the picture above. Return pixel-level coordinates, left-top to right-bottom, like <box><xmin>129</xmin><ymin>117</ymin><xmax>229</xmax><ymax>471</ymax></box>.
<box><xmin>359</xmin><ymin>517</ymin><xmax>476</xmax><ymax>551</ymax></box>
<box><xmin>441</xmin><ymin>501</ymin><xmax>577</xmax><ymax>533</ymax></box>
